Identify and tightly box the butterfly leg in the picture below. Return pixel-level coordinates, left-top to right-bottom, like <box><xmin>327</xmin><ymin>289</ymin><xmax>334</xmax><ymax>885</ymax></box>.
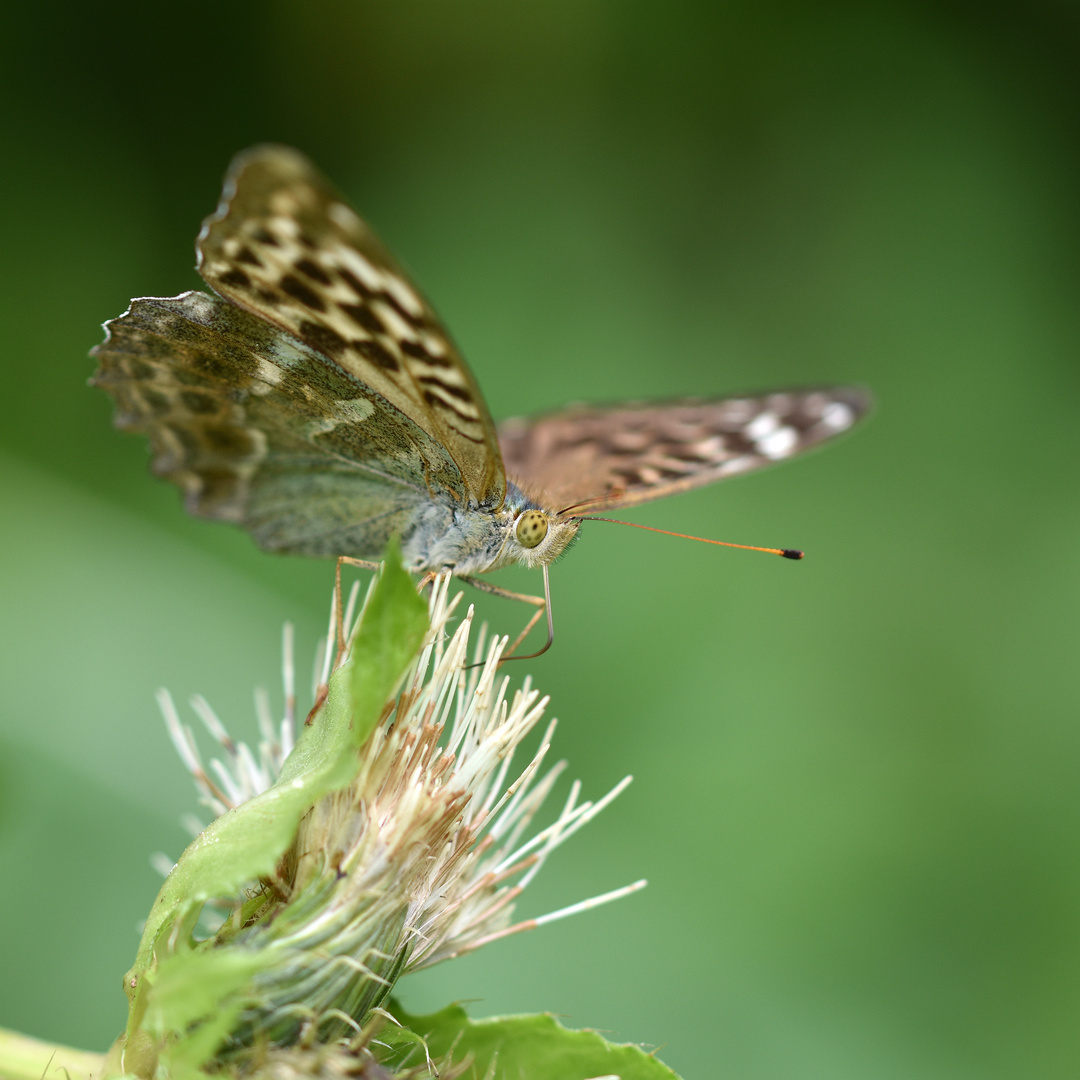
<box><xmin>457</xmin><ymin>565</ymin><xmax>554</xmax><ymax>662</ymax></box>
<box><xmin>335</xmin><ymin>556</ymin><xmax>380</xmax><ymax>660</ymax></box>
<box><xmin>307</xmin><ymin>556</ymin><xmax>383</xmax><ymax>726</ymax></box>
<box><xmin>330</xmin><ymin>560</ymin><xmax>437</xmax><ymax>671</ymax></box>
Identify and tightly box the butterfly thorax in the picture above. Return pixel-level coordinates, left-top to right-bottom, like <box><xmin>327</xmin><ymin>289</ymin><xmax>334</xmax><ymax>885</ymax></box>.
<box><xmin>401</xmin><ymin>481</ymin><xmax>579</xmax><ymax>575</ymax></box>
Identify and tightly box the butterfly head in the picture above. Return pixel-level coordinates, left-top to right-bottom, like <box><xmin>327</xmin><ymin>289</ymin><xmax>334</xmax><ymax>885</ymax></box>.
<box><xmin>499</xmin><ymin>505</ymin><xmax>580</xmax><ymax>570</ymax></box>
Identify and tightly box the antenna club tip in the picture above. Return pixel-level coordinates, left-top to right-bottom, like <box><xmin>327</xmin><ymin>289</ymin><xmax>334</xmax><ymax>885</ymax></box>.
<box><xmin>781</xmin><ymin>549</ymin><xmax>804</xmax><ymax>560</ymax></box>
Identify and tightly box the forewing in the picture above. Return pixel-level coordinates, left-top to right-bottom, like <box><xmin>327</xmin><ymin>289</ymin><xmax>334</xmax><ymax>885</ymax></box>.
<box><xmin>197</xmin><ymin>145</ymin><xmax>505</xmax><ymax>508</ymax></box>
<box><xmin>91</xmin><ymin>291</ymin><xmax>465</xmax><ymax>558</ymax></box>
<box><xmin>498</xmin><ymin>387</ymin><xmax>871</xmax><ymax>513</ymax></box>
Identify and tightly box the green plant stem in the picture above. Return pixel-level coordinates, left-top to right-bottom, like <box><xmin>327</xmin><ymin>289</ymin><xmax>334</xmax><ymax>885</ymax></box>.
<box><xmin>0</xmin><ymin>1027</ymin><xmax>104</xmax><ymax>1080</ymax></box>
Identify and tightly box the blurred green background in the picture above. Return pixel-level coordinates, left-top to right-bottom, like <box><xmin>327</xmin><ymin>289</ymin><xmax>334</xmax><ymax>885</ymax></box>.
<box><xmin>2</xmin><ymin>2</ymin><xmax>1079</xmax><ymax>1077</ymax></box>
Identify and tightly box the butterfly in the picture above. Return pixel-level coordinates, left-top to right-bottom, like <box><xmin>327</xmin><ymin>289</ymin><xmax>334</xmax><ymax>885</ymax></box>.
<box><xmin>91</xmin><ymin>145</ymin><xmax>869</xmax><ymax>648</ymax></box>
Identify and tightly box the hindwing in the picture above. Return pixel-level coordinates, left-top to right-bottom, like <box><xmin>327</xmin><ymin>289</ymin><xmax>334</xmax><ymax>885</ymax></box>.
<box><xmin>91</xmin><ymin>291</ymin><xmax>458</xmax><ymax>557</ymax></box>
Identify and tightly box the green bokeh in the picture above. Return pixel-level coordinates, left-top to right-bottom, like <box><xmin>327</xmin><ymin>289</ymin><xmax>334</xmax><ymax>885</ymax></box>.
<box><xmin>1</xmin><ymin>3</ymin><xmax>1078</xmax><ymax>1077</ymax></box>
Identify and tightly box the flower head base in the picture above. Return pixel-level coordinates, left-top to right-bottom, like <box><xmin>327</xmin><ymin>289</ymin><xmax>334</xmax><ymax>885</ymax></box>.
<box><xmin>150</xmin><ymin>564</ymin><xmax>643</xmax><ymax>1060</ymax></box>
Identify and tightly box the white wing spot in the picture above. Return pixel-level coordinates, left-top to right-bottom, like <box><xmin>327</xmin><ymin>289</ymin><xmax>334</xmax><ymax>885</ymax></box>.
<box><xmin>269</xmin><ymin>194</ymin><xmax>301</xmax><ymax>217</ymax></box>
<box><xmin>174</xmin><ymin>468</ymin><xmax>203</xmax><ymax>499</ymax></box>
<box><xmin>154</xmin><ymin>425</ymin><xmax>186</xmax><ymax>466</ymax></box>
<box><xmin>267</xmin><ymin>337</ymin><xmax>314</xmax><ymax>368</ymax></box>
<box><xmin>419</xmin><ymin>330</ymin><xmax>448</xmax><ymax>358</ymax></box>
<box><xmin>246</xmin><ymin>426</ymin><xmax>268</xmax><ymax>460</ymax></box>
<box><xmin>745</xmin><ymin>411</ymin><xmax>779</xmax><ymax>440</ymax></box>
<box><xmin>186</xmin><ymin>292</ymin><xmax>220</xmax><ymax>321</ymax></box>
<box><xmin>821</xmin><ymin>402</ymin><xmax>855</xmax><ymax>430</ymax></box>
<box><xmin>655</xmin><ymin>455</ymin><xmax>695</xmax><ymax>474</ymax></box>
<box><xmin>688</xmin><ymin>435</ymin><xmax>726</xmax><ymax>459</ymax></box>
<box><xmin>267</xmin><ymin>215</ymin><xmax>304</xmax><ymax>246</ymax></box>
<box><xmin>334</xmin><ymin>246</ymin><xmax>384</xmax><ymax>292</ymax></box>
<box><xmin>333</xmin><ymin>398</ymin><xmax>376</xmax><ymax>424</ymax></box>
<box><xmin>424</xmin><ymin>383</ymin><xmax>480</xmax><ymax>419</ymax></box>
<box><xmin>410</xmin><ymin>357</ymin><xmax>466</xmax><ymax>388</ymax></box>
<box><xmin>328</xmin><ymin>202</ymin><xmax>362</xmax><ymax>231</ymax></box>
<box><xmin>722</xmin><ymin>455</ymin><xmax>759</xmax><ymax>476</ymax></box>
<box><xmin>254</xmin><ymin>357</ymin><xmax>284</xmax><ymax>387</ymax></box>
<box><xmin>757</xmin><ymin>425</ymin><xmax>799</xmax><ymax>459</ymax></box>
<box><xmin>304</xmin><ymin>417</ymin><xmax>339</xmax><ymax>437</ymax></box>
<box><xmin>382</xmin><ymin>274</ymin><xmax>425</xmax><ymax>319</ymax></box>
<box><xmin>370</xmin><ymin>299</ymin><xmax>417</xmax><ymax>342</ymax></box>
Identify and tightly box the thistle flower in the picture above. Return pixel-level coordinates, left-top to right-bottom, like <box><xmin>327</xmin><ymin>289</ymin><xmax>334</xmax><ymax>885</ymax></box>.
<box><xmin>148</xmin><ymin>564</ymin><xmax>644</xmax><ymax>1064</ymax></box>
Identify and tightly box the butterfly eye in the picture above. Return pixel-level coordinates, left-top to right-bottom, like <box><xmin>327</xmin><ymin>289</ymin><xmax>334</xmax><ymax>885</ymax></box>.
<box><xmin>515</xmin><ymin>509</ymin><xmax>549</xmax><ymax>549</ymax></box>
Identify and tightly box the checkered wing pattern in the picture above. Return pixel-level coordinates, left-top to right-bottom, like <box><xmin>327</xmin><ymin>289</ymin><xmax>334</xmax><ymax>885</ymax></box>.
<box><xmin>197</xmin><ymin>145</ymin><xmax>506</xmax><ymax>509</ymax></box>
<box><xmin>498</xmin><ymin>388</ymin><xmax>871</xmax><ymax>513</ymax></box>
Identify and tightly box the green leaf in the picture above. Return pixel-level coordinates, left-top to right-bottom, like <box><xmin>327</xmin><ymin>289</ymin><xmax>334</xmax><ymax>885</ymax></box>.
<box><xmin>385</xmin><ymin>1001</ymin><xmax>683</xmax><ymax>1080</ymax></box>
<box><xmin>156</xmin><ymin>1001</ymin><xmax>244</xmax><ymax>1080</ymax></box>
<box><xmin>347</xmin><ymin>538</ymin><xmax>429</xmax><ymax>749</ymax></box>
<box><xmin>144</xmin><ymin>949</ymin><xmax>269</xmax><ymax>1035</ymax></box>
<box><xmin>124</xmin><ymin>543</ymin><xmax>428</xmax><ymax>1008</ymax></box>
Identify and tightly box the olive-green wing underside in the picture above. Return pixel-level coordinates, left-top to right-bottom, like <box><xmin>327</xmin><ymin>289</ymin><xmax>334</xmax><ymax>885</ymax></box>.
<box><xmin>92</xmin><ymin>290</ymin><xmax>454</xmax><ymax>559</ymax></box>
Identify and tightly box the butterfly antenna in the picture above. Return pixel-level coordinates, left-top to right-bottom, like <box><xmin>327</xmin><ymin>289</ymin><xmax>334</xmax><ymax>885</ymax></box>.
<box><xmin>579</xmin><ymin>516</ymin><xmax>804</xmax><ymax>559</ymax></box>
<box><xmin>558</xmin><ymin>491</ymin><xmax>626</xmax><ymax>516</ymax></box>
